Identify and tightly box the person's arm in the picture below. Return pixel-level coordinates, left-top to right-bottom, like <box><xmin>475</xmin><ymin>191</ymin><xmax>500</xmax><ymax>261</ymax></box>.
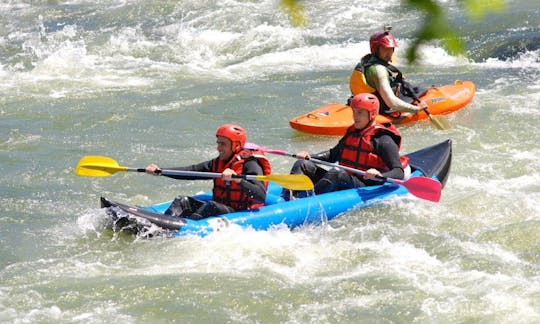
<box><xmin>145</xmin><ymin>160</ymin><xmax>214</xmax><ymax>180</ymax></box>
<box><xmin>310</xmin><ymin>136</ymin><xmax>346</xmax><ymax>162</ymax></box>
<box><xmin>368</xmin><ymin>65</ymin><xmax>424</xmax><ymax>113</ymax></box>
<box><xmin>238</xmin><ymin>159</ymin><xmax>266</xmax><ymax>203</ymax></box>
<box><xmin>371</xmin><ymin>134</ymin><xmax>404</xmax><ymax>180</ymax></box>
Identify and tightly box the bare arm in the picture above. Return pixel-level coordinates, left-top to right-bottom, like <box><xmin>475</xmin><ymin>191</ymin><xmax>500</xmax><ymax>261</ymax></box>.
<box><xmin>145</xmin><ymin>160</ymin><xmax>213</xmax><ymax>179</ymax></box>
<box><xmin>369</xmin><ymin>65</ymin><xmax>424</xmax><ymax>113</ymax></box>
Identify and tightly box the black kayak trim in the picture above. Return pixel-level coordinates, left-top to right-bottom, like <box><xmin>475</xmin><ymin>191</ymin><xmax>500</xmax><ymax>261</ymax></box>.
<box><xmin>407</xmin><ymin>139</ymin><xmax>452</xmax><ymax>188</ymax></box>
<box><xmin>100</xmin><ymin>197</ymin><xmax>185</xmax><ymax>230</ymax></box>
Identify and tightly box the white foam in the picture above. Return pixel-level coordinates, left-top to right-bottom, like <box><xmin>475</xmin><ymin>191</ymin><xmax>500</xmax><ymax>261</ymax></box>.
<box><xmin>474</xmin><ymin>49</ymin><xmax>540</xmax><ymax>70</ymax></box>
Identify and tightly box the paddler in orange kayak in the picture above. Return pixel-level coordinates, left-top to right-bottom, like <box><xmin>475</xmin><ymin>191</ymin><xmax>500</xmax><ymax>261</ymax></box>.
<box><xmin>349</xmin><ymin>26</ymin><xmax>427</xmax><ymax>117</ymax></box>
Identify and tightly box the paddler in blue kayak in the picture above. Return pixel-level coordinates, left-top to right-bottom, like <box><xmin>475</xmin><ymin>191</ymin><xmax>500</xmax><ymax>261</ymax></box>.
<box><xmin>349</xmin><ymin>26</ymin><xmax>428</xmax><ymax>116</ymax></box>
<box><xmin>284</xmin><ymin>93</ymin><xmax>410</xmax><ymax>199</ymax></box>
<box><xmin>145</xmin><ymin>124</ymin><xmax>272</xmax><ymax>219</ymax></box>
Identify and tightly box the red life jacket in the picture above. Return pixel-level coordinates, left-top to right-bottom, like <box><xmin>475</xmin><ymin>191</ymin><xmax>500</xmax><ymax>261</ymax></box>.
<box><xmin>338</xmin><ymin>123</ymin><xmax>409</xmax><ymax>174</ymax></box>
<box><xmin>211</xmin><ymin>149</ymin><xmax>272</xmax><ymax>210</ymax></box>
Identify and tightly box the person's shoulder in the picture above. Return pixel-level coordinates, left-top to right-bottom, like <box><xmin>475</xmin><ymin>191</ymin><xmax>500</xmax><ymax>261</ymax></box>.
<box><xmin>243</xmin><ymin>157</ymin><xmax>265</xmax><ymax>168</ymax></box>
<box><xmin>372</xmin><ymin>126</ymin><xmax>398</xmax><ymax>139</ymax></box>
<box><xmin>371</xmin><ymin>132</ymin><xmax>398</xmax><ymax>151</ymax></box>
<box><xmin>373</xmin><ymin>131</ymin><xmax>394</xmax><ymax>139</ymax></box>
<box><xmin>365</xmin><ymin>64</ymin><xmax>386</xmax><ymax>80</ymax></box>
<box><xmin>371</xmin><ymin>64</ymin><xmax>387</xmax><ymax>73</ymax></box>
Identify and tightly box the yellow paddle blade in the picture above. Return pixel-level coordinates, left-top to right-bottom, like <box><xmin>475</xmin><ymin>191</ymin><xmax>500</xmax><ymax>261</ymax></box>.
<box><xmin>255</xmin><ymin>174</ymin><xmax>314</xmax><ymax>190</ymax></box>
<box><xmin>428</xmin><ymin>114</ymin><xmax>452</xmax><ymax>130</ymax></box>
<box><xmin>422</xmin><ymin>108</ymin><xmax>451</xmax><ymax>130</ymax></box>
<box><xmin>75</xmin><ymin>156</ymin><xmax>129</xmax><ymax>177</ymax></box>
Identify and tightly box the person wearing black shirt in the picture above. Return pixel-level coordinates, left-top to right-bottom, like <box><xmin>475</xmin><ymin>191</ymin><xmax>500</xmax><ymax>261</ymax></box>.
<box><xmin>286</xmin><ymin>93</ymin><xmax>409</xmax><ymax>198</ymax></box>
<box><xmin>146</xmin><ymin>124</ymin><xmax>271</xmax><ymax>219</ymax></box>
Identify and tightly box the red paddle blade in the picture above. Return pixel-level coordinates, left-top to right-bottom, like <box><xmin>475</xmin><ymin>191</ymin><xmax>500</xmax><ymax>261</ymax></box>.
<box><xmin>401</xmin><ymin>176</ymin><xmax>442</xmax><ymax>202</ymax></box>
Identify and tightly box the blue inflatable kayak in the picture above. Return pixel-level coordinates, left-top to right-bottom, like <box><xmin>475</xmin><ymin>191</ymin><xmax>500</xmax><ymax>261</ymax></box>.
<box><xmin>101</xmin><ymin>139</ymin><xmax>452</xmax><ymax>237</ymax></box>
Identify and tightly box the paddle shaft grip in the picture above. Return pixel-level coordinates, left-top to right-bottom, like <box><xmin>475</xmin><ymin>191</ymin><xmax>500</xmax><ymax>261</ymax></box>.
<box><xmin>297</xmin><ymin>157</ymin><xmax>401</xmax><ymax>185</ymax></box>
<box><xmin>142</xmin><ymin>168</ymin><xmax>256</xmax><ymax>181</ymax></box>
<box><xmin>422</xmin><ymin>107</ymin><xmax>438</xmax><ymax>120</ymax></box>
<box><xmin>258</xmin><ymin>146</ymin><xmax>441</xmax><ymax>202</ymax></box>
<box><xmin>408</xmin><ymin>89</ymin><xmax>435</xmax><ymax>117</ymax></box>
<box><xmin>295</xmin><ymin>153</ymin><xmax>441</xmax><ymax>201</ymax></box>
<box><xmin>260</xmin><ymin>148</ymin><xmax>399</xmax><ymax>184</ymax></box>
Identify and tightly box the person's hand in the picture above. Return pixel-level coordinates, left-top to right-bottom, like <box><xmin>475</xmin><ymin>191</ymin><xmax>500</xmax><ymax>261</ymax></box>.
<box><xmin>145</xmin><ymin>164</ymin><xmax>161</xmax><ymax>175</ymax></box>
<box><xmin>406</xmin><ymin>100</ymin><xmax>427</xmax><ymax>114</ymax></box>
<box><xmin>363</xmin><ymin>168</ymin><xmax>382</xmax><ymax>180</ymax></box>
<box><xmin>417</xmin><ymin>100</ymin><xmax>428</xmax><ymax>110</ymax></box>
<box><xmin>295</xmin><ymin>151</ymin><xmax>311</xmax><ymax>160</ymax></box>
<box><xmin>222</xmin><ymin>168</ymin><xmax>241</xmax><ymax>183</ymax></box>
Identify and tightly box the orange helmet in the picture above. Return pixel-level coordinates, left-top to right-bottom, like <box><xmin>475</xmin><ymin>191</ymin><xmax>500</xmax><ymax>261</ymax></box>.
<box><xmin>370</xmin><ymin>30</ymin><xmax>398</xmax><ymax>55</ymax></box>
<box><xmin>216</xmin><ymin>124</ymin><xmax>246</xmax><ymax>152</ymax></box>
<box><xmin>350</xmin><ymin>93</ymin><xmax>380</xmax><ymax>120</ymax></box>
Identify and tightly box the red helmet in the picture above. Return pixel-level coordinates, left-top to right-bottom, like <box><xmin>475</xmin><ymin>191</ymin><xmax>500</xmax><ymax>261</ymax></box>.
<box><xmin>350</xmin><ymin>93</ymin><xmax>380</xmax><ymax>120</ymax></box>
<box><xmin>369</xmin><ymin>31</ymin><xmax>398</xmax><ymax>54</ymax></box>
<box><xmin>216</xmin><ymin>124</ymin><xmax>246</xmax><ymax>151</ymax></box>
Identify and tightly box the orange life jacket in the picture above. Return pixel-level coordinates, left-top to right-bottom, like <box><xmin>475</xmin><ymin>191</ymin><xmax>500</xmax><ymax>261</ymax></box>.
<box><xmin>338</xmin><ymin>123</ymin><xmax>409</xmax><ymax>174</ymax></box>
<box><xmin>349</xmin><ymin>65</ymin><xmax>376</xmax><ymax>95</ymax></box>
<box><xmin>211</xmin><ymin>149</ymin><xmax>271</xmax><ymax>210</ymax></box>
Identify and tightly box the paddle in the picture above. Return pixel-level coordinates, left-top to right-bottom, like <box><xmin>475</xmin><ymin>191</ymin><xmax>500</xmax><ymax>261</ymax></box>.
<box><xmin>397</xmin><ymin>73</ymin><xmax>451</xmax><ymax>130</ymax></box>
<box><xmin>75</xmin><ymin>155</ymin><xmax>314</xmax><ymax>190</ymax></box>
<box><xmin>409</xmin><ymin>88</ymin><xmax>451</xmax><ymax>130</ymax></box>
<box><xmin>422</xmin><ymin>107</ymin><xmax>452</xmax><ymax>130</ymax></box>
<box><xmin>246</xmin><ymin>143</ymin><xmax>441</xmax><ymax>202</ymax></box>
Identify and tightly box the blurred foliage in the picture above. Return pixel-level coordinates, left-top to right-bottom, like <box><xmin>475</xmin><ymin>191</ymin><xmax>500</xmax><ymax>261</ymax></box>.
<box><xmin>404</xmin><ymin>0</ymin><xmax>505</xmax><ymax>61</ymax></box>
<box><xmin>279</xmin><ymin>0</ymin><xmax>506</xmax><ymax>62</ymax></box>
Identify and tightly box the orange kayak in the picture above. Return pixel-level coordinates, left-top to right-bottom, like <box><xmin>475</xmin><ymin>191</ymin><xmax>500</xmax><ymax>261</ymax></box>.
<box><xmin>289</xmin><ymin>80</ymin><xmax>475</xmax><ymax>136</ymax></box>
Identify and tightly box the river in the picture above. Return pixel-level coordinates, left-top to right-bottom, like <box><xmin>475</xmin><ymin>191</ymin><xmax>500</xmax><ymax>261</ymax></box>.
<box><xmin>1</xmin><ymin>0</ymin><xmax>539</xmax><ymax>322</ymax></box>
